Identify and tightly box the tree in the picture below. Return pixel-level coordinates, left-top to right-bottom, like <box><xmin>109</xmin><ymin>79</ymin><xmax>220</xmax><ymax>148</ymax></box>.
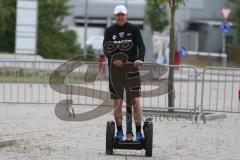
<box><xmin>145</xmin><ymin>0</ymin><xmax>185</xmax><ymax>112</ymax></box>
<box><xmin>225</xmin><ymin>0</ymin><xmax>240</xmax><ymax>65</ymax></box>
<box><xmin>235</xmin><ymin>0</ymin><xmax>240</xmax><ymax>43</ymax></box>
<box><xmin>0</xmin><ymin>0</ymin><xmax>84</xmax><ymax>59</ymax></box>
<box><xmin>37</xmin><ymin>0</ymin><xmax>82</xmax><ymax>59</ymax></box>
<box><xmin>226</xmin><ymin>0</ymin><xmax>240</xmax><ymax>43</ymax></box>
<box><xmin>161</xmin><ymin>0</ymin><xmax>185</xmax><ymax>112</ymax></box>
<box><xmin>0</xmin><ymin>0</ymin><xmax>16</xmax><ymax>53</ymax></box>
<box><xmin>145</xmin><ymin>0</ymin><xmax>169</xmax><ymax>32</ymax></box>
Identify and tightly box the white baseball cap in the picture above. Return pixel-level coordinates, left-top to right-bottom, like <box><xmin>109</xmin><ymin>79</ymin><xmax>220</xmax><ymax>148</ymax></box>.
<box><xmin>114</xmin><ymin>5</ymin><xmax>127</xmax><ymax>15</ymax></box>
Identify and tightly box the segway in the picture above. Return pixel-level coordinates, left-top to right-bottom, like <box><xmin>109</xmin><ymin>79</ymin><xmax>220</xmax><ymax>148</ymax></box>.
<box><xmin>106</xmin><ymin>105</ymin><xmax>153</xmax><ymax>157</ymax></box>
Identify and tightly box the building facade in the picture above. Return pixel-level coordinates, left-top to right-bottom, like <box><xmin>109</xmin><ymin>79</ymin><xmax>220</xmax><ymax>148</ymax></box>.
<box><xmin>64</xmin><ymin>0</ymin><xmax>234</xmax><ymax>57</ymax></box>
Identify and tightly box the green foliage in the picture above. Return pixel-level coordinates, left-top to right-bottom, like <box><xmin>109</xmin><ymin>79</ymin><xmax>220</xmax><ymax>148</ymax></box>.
<box><xmin>0</xmin><ymin>0</ymin><xmax>84</xmax><ymax>59</ymax></box>
<box><xmin>160</xmin><ymin>0</ymin><xmax>185</xmax><ymax>11</ymax></box>
<box><xmin>225</xmin><ymin>0</ymin><xmax>240</xmax><ymax>43</ymax></box>
<box><xmin>229</xmin><ymin>44</ymin><xmax>240</xmax><ymax>64</ymax></box>
<box><xmin>37</xmin><ymin>0</ymin><xmax>82</xmax><ymax>59</ymax></box>
<box><xmin>172</xmin><ymin>0</ymin><xmax>185</xmax><ymax>9</ymax></box>
<box><xmin>0</xmin><ymin>0</ymin><xmax>16</xmax><ymax>53</ymax></box>
<box><xmin>234</xmin><ymin>0</ymin><xmax>240</xmax><ymax>43</ymax></box>
<box><xmin>145</xmin><ymin>0</ymin><xmax>169</xmax><ymax>32</ymax></box>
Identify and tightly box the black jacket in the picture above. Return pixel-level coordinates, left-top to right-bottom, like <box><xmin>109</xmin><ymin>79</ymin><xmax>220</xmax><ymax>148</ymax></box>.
<box><xmin>103</xmin><ymin>22</ymin><xmax>145</xmax><ymax>62</ymax></box>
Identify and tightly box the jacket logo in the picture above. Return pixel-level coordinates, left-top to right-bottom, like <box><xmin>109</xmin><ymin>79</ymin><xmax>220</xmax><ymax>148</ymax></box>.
<box><xmin>112</xmin><ymin>35</ymin><xmax>117</xmax><ymax>40</ymax></box>
<box><xmin>119</xmin><ymin>32</ymin><xmax>125</xmax><ymax>38</ymax></box>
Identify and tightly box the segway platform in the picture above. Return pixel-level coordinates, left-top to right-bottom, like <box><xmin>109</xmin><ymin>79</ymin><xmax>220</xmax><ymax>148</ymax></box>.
<box><xmin>113</xmin><ymin>139</ymin><xmax>143</xmax><ymax>150</ymax></box>
<box><xmin>106</xmin><ymin>117</ymin><xmax>153</xmax><ymax>157</ymax></box>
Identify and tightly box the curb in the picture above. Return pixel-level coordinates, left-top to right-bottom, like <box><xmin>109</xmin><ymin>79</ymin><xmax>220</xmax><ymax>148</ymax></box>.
<box><xmin>204</xmin><ymin>113</ymin><xmax>227</xmax><ymax>121</ymax></box>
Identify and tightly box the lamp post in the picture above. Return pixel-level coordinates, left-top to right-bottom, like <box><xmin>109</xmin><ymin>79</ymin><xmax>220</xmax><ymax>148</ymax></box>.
<box><xmin>83</xmin><ymin>0</ymin><xmax>88</xmax><ymax>58</ymax></box>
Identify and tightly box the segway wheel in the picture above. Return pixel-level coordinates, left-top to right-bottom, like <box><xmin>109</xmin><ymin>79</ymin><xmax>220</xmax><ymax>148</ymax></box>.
<box><xmin>106</xmin><ymin>121</ymin><xmax>115</xmax><ymax>155</ymax></box>
<box><xmin>144</xmin><ymin>121</ymin><xmax>153</xmax><ymax>157</ymax></box>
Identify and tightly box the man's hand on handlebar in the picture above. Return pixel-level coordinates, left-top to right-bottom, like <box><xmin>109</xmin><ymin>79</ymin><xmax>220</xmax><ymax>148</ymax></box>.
<box><xmin>113</xmin><ymin>60</ymin><xmax>124</xmax><ymax>67</ymax></box>
<box><xmin>113</xmin><ymin>59</ymin><xmax>143</xmax><ymax>67</ymax></box>
<box><xmin>133</xmin><ymin>60</ymin><xmax>143</xmax><ymax>67</ymax></box>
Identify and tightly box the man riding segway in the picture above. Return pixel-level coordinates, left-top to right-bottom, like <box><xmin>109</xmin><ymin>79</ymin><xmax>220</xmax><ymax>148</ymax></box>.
<box><xmin>103</xmin><ymin>5</ymin><xmax>153</xmax><ymax>157</ymax></box>
<box><xmin>103</xmin><ymin>4</ymin><xmax>145</xmax><ymax>142</ymax></box>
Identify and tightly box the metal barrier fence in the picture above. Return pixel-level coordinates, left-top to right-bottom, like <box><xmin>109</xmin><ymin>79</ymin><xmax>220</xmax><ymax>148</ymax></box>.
<box><xmin>200</xmin><ymin>67</ymin><xmax>240</xmax><ymax>113</ymax></box>
<box><xmin>0</xmin><ymin>61</ymin><xmax>198</xmax><ymax>114</ymax></box>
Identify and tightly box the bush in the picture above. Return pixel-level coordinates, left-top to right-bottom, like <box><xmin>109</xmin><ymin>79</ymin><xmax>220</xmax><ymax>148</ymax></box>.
<box><xmin>228</xmin><ymin>44</ymin><xmax>240</xmax><ymax>65</ymax></box>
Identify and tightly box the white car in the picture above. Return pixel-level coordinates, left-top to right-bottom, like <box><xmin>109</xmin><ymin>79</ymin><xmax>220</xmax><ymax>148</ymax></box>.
<box><xmin>86</xmin><ymin>36</ymin><xmax>104</xmax><ymax>51</ymax></box>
